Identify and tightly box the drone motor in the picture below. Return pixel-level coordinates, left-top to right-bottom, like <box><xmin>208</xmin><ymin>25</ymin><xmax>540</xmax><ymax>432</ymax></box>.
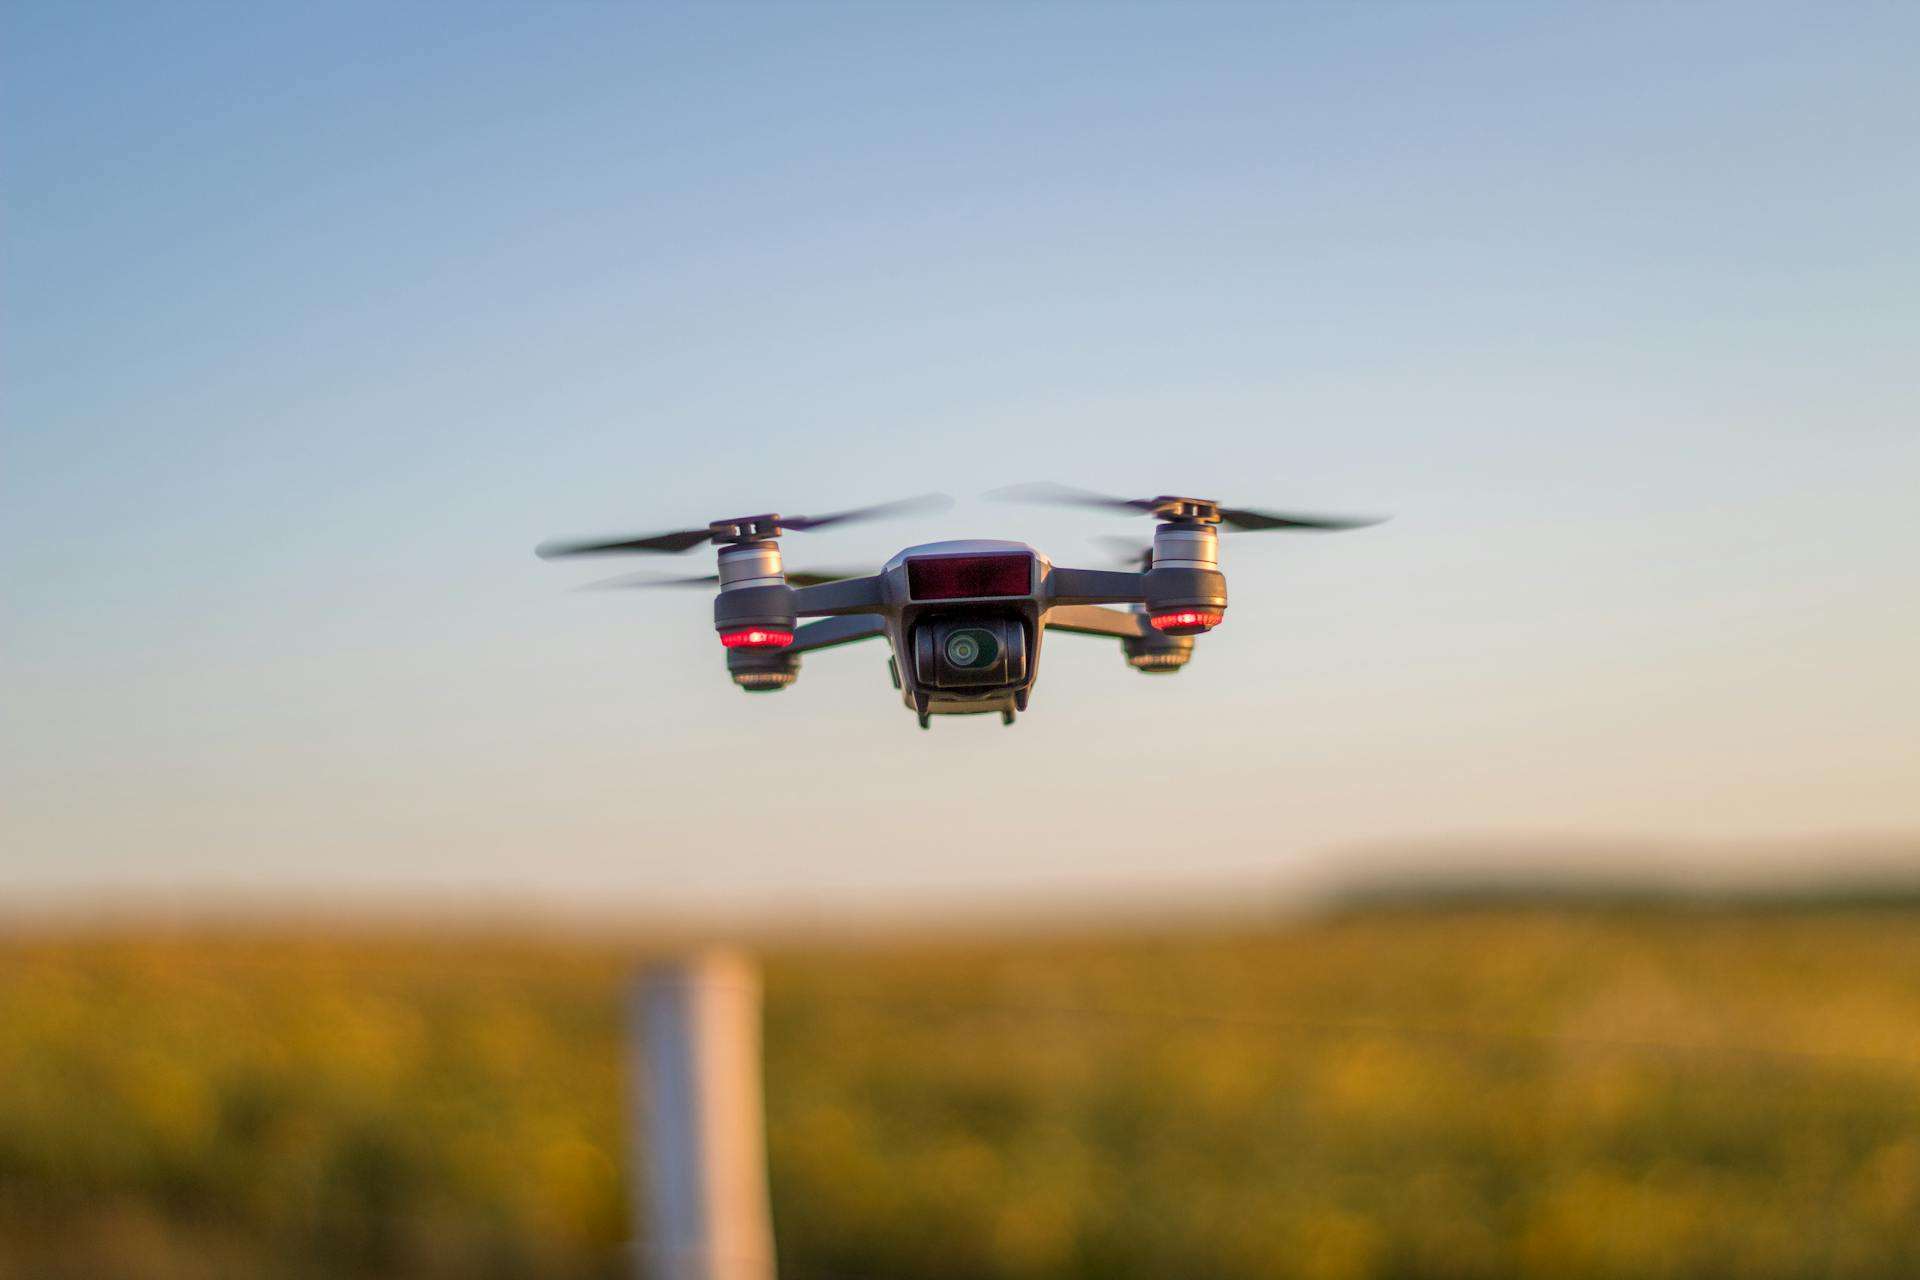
<box><xmin>726</xmin><ymin>645</ymin><xmax>800</xmax><ymax>692</ymax></box>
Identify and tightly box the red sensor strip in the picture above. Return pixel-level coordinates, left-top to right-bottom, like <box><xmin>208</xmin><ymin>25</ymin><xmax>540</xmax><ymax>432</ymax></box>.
<box><xmin>907</xmin><ymin>554</ymin><xmax>1032</xmax><ymax>601</ymax></box>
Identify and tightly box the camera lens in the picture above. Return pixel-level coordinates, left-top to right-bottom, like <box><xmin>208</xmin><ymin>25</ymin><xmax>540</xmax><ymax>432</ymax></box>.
<box><xmin>943</xmin><ymin>628</ymin><xmax>997</xmax><ymax>669</ymax></box>
<box><xmin>914</xmin><ymin>618</ymin><xmax>1027</xmax><ymax>691</ymax></box>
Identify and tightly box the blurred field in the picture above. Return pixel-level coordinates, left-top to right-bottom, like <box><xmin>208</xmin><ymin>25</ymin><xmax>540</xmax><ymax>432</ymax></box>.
<box><xmin>7</xmin><ymin>904</ymin><xmax>1920</xmax><ymax>1279</ymax></box>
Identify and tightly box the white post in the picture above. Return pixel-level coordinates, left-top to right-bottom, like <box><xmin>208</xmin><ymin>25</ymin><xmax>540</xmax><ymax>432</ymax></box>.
<box><xmin>629</xmin><ymin>950</ymin><xmax>778</xmax><ymax>1280</ymax></box>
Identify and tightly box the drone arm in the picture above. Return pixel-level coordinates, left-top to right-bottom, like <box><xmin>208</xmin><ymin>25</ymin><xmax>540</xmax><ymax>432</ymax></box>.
<box><xmin>787</xmin><ymin>613</ymin><xmax>887</xmax><ymax>654</ymax></box>
<box><xmin>1043</xmin><ymin>604</ymin><xmax>1148</xmax><ymax>639</ymax></box>
<box><xmin>789</xmin><ymin>576</ymin><xmax>888</xmax><ymax>617</ymax></box>
<box><xmin>1045</xmin><ymin>567</ymin><xmax>1148</xmax><ymax>607</ymax></box>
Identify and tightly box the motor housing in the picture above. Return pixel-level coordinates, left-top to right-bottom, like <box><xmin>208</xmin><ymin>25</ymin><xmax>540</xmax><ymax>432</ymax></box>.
<box><xmin>1143</xmin><ymin>522</ymin><xmax>1227</xmax><ymax>634</ymax></box>
<box><xmin>1123</xmin><ymin>627</ymin><xmax>1194</xmax><ymax>673</ymax></box>
<box><xmin>726</xmin><ymin>646</ymin><xmax>798</xmax><ymax>691</ymax></box>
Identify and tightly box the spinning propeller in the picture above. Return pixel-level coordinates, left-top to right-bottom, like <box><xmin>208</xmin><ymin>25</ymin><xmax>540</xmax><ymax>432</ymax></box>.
<box><xmin>992</xmin><ymin>483</ymin><xmax>1384</xmax><ymax>532</ymax></box>
<box><xmin>1092</xmin><ymin>536</ymin><xmax>1155</xmax><ymax>572</ymax></box>
<box><xmin>578</xmin><ymin>567</ymin><xmax>867</xmax><ymax>591</ymax></box>
<box><xmin>536</xmin><ymin>493</ymin><xmax>952</xmax><ymax>559</ymax></box>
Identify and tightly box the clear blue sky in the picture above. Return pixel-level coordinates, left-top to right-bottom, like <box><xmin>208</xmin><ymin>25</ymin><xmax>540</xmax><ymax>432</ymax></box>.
<box><xmin>3</xmin><ymin>3</ymin><xmax>1916</xmax><ymax>910</ymax></box>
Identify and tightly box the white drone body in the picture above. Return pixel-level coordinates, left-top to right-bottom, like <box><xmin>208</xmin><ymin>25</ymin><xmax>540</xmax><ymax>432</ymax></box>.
<box><xmin>540</xmin><ymin>489</ymin><xmax>1378</xmax><ymax>729</ymax></box>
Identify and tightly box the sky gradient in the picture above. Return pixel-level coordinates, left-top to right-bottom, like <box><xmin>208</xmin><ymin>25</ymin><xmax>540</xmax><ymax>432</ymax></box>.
<box><xmin>3</xmin><ymin>3</ymin><xmax>1917</xmax><ymax>910</ymax></box>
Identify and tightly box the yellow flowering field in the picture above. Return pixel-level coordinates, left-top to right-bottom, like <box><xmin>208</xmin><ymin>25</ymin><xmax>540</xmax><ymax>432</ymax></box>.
<box><xmin>5</xmin><ymin>906</ymin><xmax>1920</xmax><ymax>1278</ymax></box>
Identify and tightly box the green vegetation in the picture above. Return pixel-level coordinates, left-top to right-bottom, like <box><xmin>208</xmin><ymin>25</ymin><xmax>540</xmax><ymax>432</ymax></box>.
<box><xmin>6</xmin><ymin>906</ymin><xmax>1920</xmax><ymax>1278</ymax></box>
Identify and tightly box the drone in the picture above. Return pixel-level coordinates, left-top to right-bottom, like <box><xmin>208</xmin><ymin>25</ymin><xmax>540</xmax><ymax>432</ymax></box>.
<box><xmin>538</xmin><ymin>485</ymin><xmax>1382</xmax><ymax>729</ymax></box>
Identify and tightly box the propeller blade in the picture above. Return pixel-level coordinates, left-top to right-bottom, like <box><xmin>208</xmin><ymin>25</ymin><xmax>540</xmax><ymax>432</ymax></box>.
<box><xmin>537</xmin><ymin>527</ymin><xmax>713</xmax><ymax>558</ymax></box>
<box><xmin>1216</xmin><ymin>507</ymin><xmax>1387</xmax><ymax>533</ymax></box>
<box><xmin>577</xmin><ymin>567</ymin><xmax>866</xmax><ymax>591</ymax></box>
<box><xmin>785</xmin><ymin>569</ymin><xmax>865</xmax><ymax>587</ymax></box>
<box><xmin>540</xmin><ymin>493</ymin><xmax>950</xmax><ymax>561</ymax></box>
<box><xmin>1092</xmin><ymin>535</ymin><xmax>1155</xmax><ymax>570</ymax></box>
<box><xmin>576</xmin><ymin>570</ymin><xmax>718</xmax><ymax>590</ymax></box>
<box><xmin>780</xmin><ymin>493</ymin><xmax>953</xmax><ymax>531</ymax></box>
<box><xmin>988</xmin><ymin>482</ymin><xmax>1153</xmax><ymax>514</ymax></box>
<box><xmin>997</xmin><ymin>482</ymin><xmax>1386</xmax><ymax>533</ymax></box>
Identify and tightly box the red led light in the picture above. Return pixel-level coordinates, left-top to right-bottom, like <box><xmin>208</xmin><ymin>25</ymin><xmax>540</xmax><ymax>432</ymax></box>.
<box><xmin>719</xmin><ymin>628</ymin><xmax>794</xmax><ymax>648</ymax></box>
<box><xmin>1149</xmin><ymin>610</ymin><xmax>1223</xmax><ymax>633</ymax></box>
<box><xmin>907</xmin><ymin>554</ymin><xmax>1032</xmax><ymax>601</ymax></box>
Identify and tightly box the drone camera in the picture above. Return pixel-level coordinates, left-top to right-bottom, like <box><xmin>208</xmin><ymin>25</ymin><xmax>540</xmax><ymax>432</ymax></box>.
<box><xmin>913</xmin><ymin>615</ymin><xmax>1029</xmax><ymax>690</ymax></box>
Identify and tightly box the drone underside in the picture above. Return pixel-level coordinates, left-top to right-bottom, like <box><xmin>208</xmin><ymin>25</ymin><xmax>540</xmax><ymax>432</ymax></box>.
<box><xmin>538</xmin><ymin>487</ymin><xmax>1379</xmax><ymax>729</ymax></box>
